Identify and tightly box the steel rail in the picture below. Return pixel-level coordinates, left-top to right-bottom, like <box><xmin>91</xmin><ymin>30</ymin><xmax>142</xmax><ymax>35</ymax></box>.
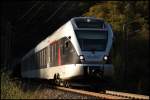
<box><xmin>56</xmin><ymin>86</ymin><xmax>127</xmax><ymax>99</ymax></box>
<box><xmin>106</xmin><ymin>90</ymin><xmax>149</xmax><ymax>100</ymax></box>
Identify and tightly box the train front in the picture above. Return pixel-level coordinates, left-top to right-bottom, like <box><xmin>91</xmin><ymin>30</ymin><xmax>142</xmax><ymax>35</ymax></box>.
<box><xmin>71</xmin><ymin>17</ymin><xmax>114</xmax><ymax>80</ymax></box>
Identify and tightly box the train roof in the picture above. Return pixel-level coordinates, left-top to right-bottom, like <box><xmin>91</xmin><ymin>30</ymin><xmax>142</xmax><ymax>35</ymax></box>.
<box><xmin>22</xmin><ymin>21</ymin><xmax>67</xmax><ymax>61</ymax></box>
<box><xmin>22</xmin><ymin>17</ymin><xmax>108</xmax><ymax>61</ymax></box>
<box><xmin>70</xmin><ymin>17</ymin><xmax>106</xmax><ymax>30</ymax></box>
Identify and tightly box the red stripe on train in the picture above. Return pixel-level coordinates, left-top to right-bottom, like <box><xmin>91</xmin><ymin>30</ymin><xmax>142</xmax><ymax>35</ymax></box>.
<box><xmin>58</xmin><ymin>48</ymin><xmax>61</xmax><ymax>65</ymax></box>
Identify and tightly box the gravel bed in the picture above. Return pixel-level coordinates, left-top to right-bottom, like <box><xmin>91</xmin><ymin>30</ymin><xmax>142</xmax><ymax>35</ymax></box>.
<box><xmin>20</xmin><ymin>79</ymin><xmax>101</xmax><ymax>99</ymax></box>
<box><xmin>37</xmin><ymin>87</ymin><xmax>100</xmax><ymax>99</ymax></box>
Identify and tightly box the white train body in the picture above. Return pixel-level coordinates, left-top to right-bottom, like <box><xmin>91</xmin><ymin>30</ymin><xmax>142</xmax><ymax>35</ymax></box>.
<box><xmin>21</xmin><ymin>17</ymin><xmax>114</xmax><ymax>80</ymax></box>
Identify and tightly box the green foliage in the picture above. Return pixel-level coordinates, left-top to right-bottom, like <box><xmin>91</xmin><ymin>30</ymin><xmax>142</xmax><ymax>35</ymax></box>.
<box><xmin>1</xmin><ymin>71</ymin><xmax>42</xmax><ymax>99</ymax></box>
<box><xmin>83</xmin><ymin>1</ymin><xmax>149</xmax><ymax>33</ymax></box>
<box><xmin>1</xmin><ymin>71</ymin><xmax>25</xmax><ymax>99</ymax></box>
<box><xmin>83</xmin><ymin>1</ymin><xmax>149</xmax><ymax>94</ymax></box>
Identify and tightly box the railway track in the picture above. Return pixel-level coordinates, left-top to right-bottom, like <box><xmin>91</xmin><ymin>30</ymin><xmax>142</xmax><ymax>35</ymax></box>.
<box><xmin>55</xmin><ymin>86</ymin><xmax>149</xmax><ymax>99</ymax></box>
<box><xmin>14</xmin><ymin>77</ymin><xmax>149</xmax><ymax>99</ymax></box>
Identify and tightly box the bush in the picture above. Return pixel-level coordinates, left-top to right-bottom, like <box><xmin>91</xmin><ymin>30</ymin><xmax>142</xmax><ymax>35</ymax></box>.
<box><xmin>1</xmin><ymin>71</ymin><xmax>37</xmax><ymax>99</ymax></box>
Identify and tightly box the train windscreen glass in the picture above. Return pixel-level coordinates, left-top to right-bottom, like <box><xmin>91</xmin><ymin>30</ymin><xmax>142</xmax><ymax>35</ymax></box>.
<box><xmin>75</xmin><ymin>30</ymin><xmax>108</xmax><ymax>51</ymax></box>
<box><xmin>75</xmin><ymin>18</ymin><xmax>104</xmax><ymax>28</ymax></box>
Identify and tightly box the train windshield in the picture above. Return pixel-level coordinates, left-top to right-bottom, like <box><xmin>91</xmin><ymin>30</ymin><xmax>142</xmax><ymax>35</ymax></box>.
<box><xmin>75</xmin><ymin>30</ymin><xmax>108</xmax><ymax>51</ymax></box>
<box><xmin>75</xmin><ymin>19</ymin><xmax>104</xmax><ymax>29</ymax></box>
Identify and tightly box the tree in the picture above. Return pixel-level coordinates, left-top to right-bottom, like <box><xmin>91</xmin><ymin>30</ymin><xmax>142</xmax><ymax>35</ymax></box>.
<box><xmin>83</xmin><ymin>1</ymin><xmax>149</xmax><ymax>94</ymax></box>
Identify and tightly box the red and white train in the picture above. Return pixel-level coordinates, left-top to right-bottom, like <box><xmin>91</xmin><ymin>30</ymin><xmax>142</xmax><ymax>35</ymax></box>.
<box><xmin>21</xmin><ymin>17</ymin><xmax>114</xmax><ymax>86</ymax></box>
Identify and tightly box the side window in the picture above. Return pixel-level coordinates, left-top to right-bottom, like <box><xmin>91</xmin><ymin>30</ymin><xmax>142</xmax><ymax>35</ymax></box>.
<box><xmin>62</xmin><ymin>44</ymin><xmax>65</xmax><ymax>54</ymax></box>
<box><xmin>51</xmin><ymin>44</ymin><xmax>53</xmax><ymax>65</ymax></box>
<box><xmin>35</xmin><ymin>53</ymin><xmax>37</xmax><ymax>69</ymax></box>
<box><xmin>52</xmin><ymin>42</ymin><xmax>56</xmax><ymax>66</ymax></box>
<box><xmin>46</xmin><ymin>47</ymin><xmax>48</xmax><ymax>66</ymax></box>
<box><xmin>55</xmin><ymin>42</ymin><xmax>58</xmax><ymax>66</ymax></box>
<box><xmin>42</xmin><ymin>50</ymin><xmax>44</xmax><ymax>67</ymax></box>
<box><xmin>65</xmin><ymin>41</ymin><xmax>69</xmax><ymax>48</ymax></box>
<box><xmin>50</xmin><ymin>45</ymin><xmax>52</xmax><ymax>66</ymax></box>
<box><xmin>34</xmin><ymin>53</ymin><xmax>36</xmax><ymax>69</ymax></box>
<box><xmin>39</xmin><ymin>51</ymin><xmax>41</xmax><ymax>67</ymax></box>
<box><xmin>40</xmin><ymin>50</ymin><xmax>43</xmax><ymax>68</ymax></box>
<box><xmin>37</xmin><ymin>52</ymin><xmax>39</xmax><ymax>68</ymax></box>
<box><xmin>62</xmin><ymin>37</ymin><xmax>70</xmax><ymax>54</ymax></box>
<box><xmin>30</xmin><ymin>55</ymin><xmax>33</xmax><ymax>69</ymax></box>
<box><xmin>43</xmin><ymin>48</ymin><xmax>45</xmax><ymax>66</ymax></box>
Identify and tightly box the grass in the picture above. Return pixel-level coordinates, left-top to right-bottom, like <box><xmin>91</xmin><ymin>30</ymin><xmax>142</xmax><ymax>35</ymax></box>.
<box><xmin>1</xmin><ymin>70</ymin><xmax>45</xmax><ymax>99</ymax></box>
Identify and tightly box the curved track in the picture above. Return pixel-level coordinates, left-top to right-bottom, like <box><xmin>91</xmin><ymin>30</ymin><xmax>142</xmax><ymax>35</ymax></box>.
<box><xmin>55</xmin><ymin>86</ymin><xmax>149</xmax><ymax>99</ymax></box>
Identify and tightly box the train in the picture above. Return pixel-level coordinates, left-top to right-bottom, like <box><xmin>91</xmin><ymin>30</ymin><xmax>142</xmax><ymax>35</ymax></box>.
<box><xmin>21</xmin><ymin>17</ymin><xmax>114</xmax><ymax>86</ymax></box>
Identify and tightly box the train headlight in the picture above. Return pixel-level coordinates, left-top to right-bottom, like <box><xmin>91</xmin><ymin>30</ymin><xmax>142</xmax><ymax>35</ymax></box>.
<box><xmin>80</xmin><ymin>55</ymin><xmax>84</xmax><ymax>60</ymax></box>
<box><xmin>87</xmin><ymin>18</ymin><xmax>91</xmax><ymax>23</ymax></box>
<box><xmin>103</xmin><ymin>55</ymin><xmax>108</xmax><ymax>61</ymax></box>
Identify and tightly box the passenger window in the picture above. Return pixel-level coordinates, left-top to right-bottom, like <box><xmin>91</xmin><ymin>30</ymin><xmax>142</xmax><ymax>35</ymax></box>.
<box><xmin>65</xmin><ymin>41</ymin><xmax>69</xmax><ymax>48</ymax></box>
<box><xmin>62</xmin><ymin>37</ymin><xmax>70</xmax><ymax>54</ymax></box>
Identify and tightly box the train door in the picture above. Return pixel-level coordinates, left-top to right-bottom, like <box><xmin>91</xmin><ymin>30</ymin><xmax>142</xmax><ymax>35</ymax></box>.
<box><xmin>60</xmin><ymin>37</ymin><xmax>79</xmax><ymax>65</ymax></box>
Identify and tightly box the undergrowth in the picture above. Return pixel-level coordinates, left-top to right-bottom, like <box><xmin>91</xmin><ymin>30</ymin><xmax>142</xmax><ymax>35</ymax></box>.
<box><xmin>1</xmin><ymin>71</ymin><xmax>43</xmax><ymax>99</ymax></box>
